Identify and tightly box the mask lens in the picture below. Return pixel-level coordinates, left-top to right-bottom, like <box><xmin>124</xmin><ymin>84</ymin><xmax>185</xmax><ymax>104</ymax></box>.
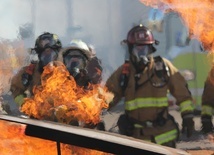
<box><xmin>64</xmin><ymin>54</ymin><xmax>85</xmax><ymax>76</ymax></box>
<box><xmin>132</xmin><ymin>45</ymin><xmax>150</xmax><ymax>65</ymax></box>
<box><xmin>40</xmin><ymin>48</ymin><xmax>58</xmax><ymax>66</ymax></box>
<box><xmin>64</xmin><ymin>56</ymin><xmax>83</xmax><ymax>68</ymax></box>
<box><xmin>133</xmin><ymin>45</ymin><xmax>149</xmax><ymax>59</ymax></box>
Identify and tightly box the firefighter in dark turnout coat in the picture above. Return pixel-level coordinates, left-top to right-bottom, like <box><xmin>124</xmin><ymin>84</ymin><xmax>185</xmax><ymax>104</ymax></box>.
<box><xmin>10</xmin><ymin>32</ymin><xmax>62</xmax><ymax>106</ymax></box>
<box><xmin>58</xmin><ymin>39</ymin><xmax>104</xmax><ymax>129</ymax></box>
<box><xmin>201</xmin><ymin>67</ymin><xmax>214</xmax><ymax>134</ymax></box>
<box><xmin>105</xmin><ymin>24</ymin><xmax>195</xmax><ymax>148</ymax></box>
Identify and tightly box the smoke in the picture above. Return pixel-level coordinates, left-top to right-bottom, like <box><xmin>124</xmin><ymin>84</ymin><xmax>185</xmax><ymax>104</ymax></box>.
<box><xmin>0</xmin><ymin>0</ymin><xmax>154</xmax><ymax>93</ymax></box>
<box><xmin>139</xmin><ymin>0</ymin><xmax>214</xmax><ymax>53</ymax></box>
<box><xmin>0</xmin><ymin>40</ymin><xmax>26</xmax><ymax>95</ymax></box>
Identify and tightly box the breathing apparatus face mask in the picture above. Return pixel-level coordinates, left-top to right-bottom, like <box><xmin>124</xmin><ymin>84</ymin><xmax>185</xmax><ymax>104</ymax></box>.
<box><xmin>63</xmin><ymin>50</ymin><xmax>87</xmax><ymax>78</ymax></box>
<box><xmin>39</xmin><ymin>48</ymin><xmax>58</xmax><ymax>68</ymax></box>
<box><xmin>132</xmin><ymin>45</ymin><xmax>151</xmax><ymax>67</ymax></box>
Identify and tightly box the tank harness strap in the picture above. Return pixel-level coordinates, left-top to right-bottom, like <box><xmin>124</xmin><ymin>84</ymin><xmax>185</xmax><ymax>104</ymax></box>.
<box><xmin>153</xmin><ymin>56</ymin><xmax>170</xmax><ymax>79</ymax></box>
<box><xmin>22</xmin><ymin>63</ymin><xmax>36</xmax><ymax>87</ymax></box>
<box><xmin>120</xmin><ymin>56</ymin><xmax>170</xmax><ymax>91</ymax></box>
<box><xmin>149</xmin><ymin>56</ymin><xmax>170</xmax><ymax>88</ymax></box>
<box><xmin>135</xmin><ymin>72</ymin><xmax>154</xmax><ymax>90</ymax></box>
<box><xmin>120</xmin><ymin>60</ymin><xmax>130</xmax><ymax>91</ymax></box>
<box><xmin>25</xmin><ymin>63</ymin><xmax>36</xmax><ymax>75</ymax></box>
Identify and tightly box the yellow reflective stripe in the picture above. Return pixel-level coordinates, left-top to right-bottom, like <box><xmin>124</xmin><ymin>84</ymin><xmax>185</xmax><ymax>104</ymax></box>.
<box><xmin>180</xmin><ymin>100</ymin><xmax>194</xmax><ymax>113</ymax></box>
<box><xmin>125</xmin><ymin>97</ymin><xmax>168</xmax><ymax>111</ymax></box>
<box><xmin>154</xmin><ymin>129</ymin><xmax>177</xmax><ymax>145</ymax></box>
<box><xmin>201</xmin><ymin>105</ymin><xmax>213</xmax><ymax>116</ymax></box>
<box><xmin>134</xmin><ymin>124</ymin><xmax>143</xmax><ymax>128</ymax></box>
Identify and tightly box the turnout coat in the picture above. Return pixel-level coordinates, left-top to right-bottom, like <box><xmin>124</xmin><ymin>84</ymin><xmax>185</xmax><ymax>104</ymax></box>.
<box><xmin>106</xmin><ymin>56</ymin><xmax>194</xmax><ymax>145</ymax></box>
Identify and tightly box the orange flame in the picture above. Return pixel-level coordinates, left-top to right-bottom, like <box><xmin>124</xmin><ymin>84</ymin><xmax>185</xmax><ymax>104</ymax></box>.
<box><xmin>21</xmin><ymin>61</ymin><xmax>112</xmax><ymax>125</ymax></box>
<box><xmin>6</xmin><ymin>61</ymin><xmax>113</xmax><ymax>154</ymax></box>
<box><xmin>139</xmin><ymin>0</ymin><xmax>214</xmax><ymax>83</ymax></box>
<box><xmin>139</xmin><ymin>0</ymin><xmax>214</xmax><ymax>52</ymax></box>
<box><xmin>0</xmin><ymin>120</ymin><xmax>111</xmax><ymax>155</ymax></box>
<box><xmin>0</xmin><ymin>120</ymin><xmax>70</xmax><ymax>155</ymax></box>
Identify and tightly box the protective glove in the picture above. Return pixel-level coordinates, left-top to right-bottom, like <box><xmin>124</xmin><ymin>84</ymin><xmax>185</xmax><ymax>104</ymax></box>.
<box><xmin>201</xmin><ymin>115</ymin><xmax>213</xmax><ymax>134</ymax></box>
<box><xmin>117</xmin><ymin>114</ymin><xmax>134</xmax><ymax>136</ymax></box>
<box><xmin>54</xmin><ymin>105</ymin><xmax>70</xmax><ymax>123</ymax></box>
<box><xmin>14</xmin><ymin>94</ymin><xmax>25</xmax><ymax>107</ymax></box>
<box><xmin>182</xmin><ymin>114</ymin><xmax>195</xmax><ymax>138</ymax></box>
<box><xmin>97</xmin><ymin>87</ymin><xmax>114</xmax><ymax>105</ymax></box>
<box><xmin>95</xmin><ymin>121</ymin><xmax>105</xmax><ymax>131</ymax></box>
<box><xmin>21</xmin><ymin>73</ymin><xmax>32</xmax><ymax>87</ymax></box>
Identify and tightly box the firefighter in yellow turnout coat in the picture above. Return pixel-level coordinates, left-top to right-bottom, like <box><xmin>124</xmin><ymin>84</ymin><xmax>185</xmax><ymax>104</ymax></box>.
<box><xmin>106</xmin><ymin>25</ymin><xmax>195</xmax><ymax>148</ymax></box>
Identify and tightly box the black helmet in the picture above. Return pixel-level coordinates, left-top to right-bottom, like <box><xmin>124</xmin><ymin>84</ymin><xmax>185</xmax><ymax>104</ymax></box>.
<box><xmin>127</xmin><ymin>24</ymin><xmax>155</xmax><ymax>45</ymax></box>
<box><xmin>34</xmin><ymin>32</ymin><xmax>62</xmax><ymax>54</ymax></box>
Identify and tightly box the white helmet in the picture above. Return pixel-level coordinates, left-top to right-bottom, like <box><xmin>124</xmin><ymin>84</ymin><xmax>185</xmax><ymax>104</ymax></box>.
<box><xmin>62</xmin><ymin>39</ymin><xmax>91</xmax><ymax>59</ymax></box>
<box><xmin>69</xmin><ymin>39</ymin><xmax>89</xmax><ymax>51</ymax></box>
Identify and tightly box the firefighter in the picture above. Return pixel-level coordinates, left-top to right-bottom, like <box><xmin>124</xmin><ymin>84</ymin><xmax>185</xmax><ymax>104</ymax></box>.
<box><xmin>105</xmin><ymin>24</ymin><xmax>195</xmax><ymax>148</ymax></box>
<box><xmin>201</xmin><ymin>68</ymin><xmax>214</xmax><ymax>134</ymax></box>
<box><xmin>59</xmin><ymin>39</ymin><xmax>104</xmax><ymax>130</ymax></box>
<box><xmin>10</xmin><ymin>32</ymin><xmax>62</xmax><ymax>107</ymax></box>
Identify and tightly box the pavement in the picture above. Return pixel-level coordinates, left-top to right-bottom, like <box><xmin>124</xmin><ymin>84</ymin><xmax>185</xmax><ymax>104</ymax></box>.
<box><xmin>101</xmin><ymin>100</ymin><xmax>214</xmax><ymax>153</ymax></box>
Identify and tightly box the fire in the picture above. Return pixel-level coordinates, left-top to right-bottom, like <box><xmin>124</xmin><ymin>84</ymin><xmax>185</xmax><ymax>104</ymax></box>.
<box><xmin>139</xmin><ymin>0</ymin><xmax>214</xmax><ymax>82</ymax></box>
<box><xmin>21</xmin><ymin>61</ymin><xmax>113</xmax><ymax>125</ymax></box>
<box><xmin>0</xmin><ymin>61</ymin><xmax>113</xmax><ymax>155</ymax></box>
<box><xmin>0</xmin><ymin>120</ymin><xmax>70</xmax><ymax>155</ymax></box>
<box><xmin>0</xmin><ymin>120</ymin><xmax>111</xmax><ymax>155</ymax></box>
<box><xmin>139</xmin><ymin>0</ymin><xmax>214</xmax><ymax>52</ymax></box>
<box><xmin>0</xmin><ymin>61</ymin><xmax>114</xmax><ymax>154</ymax></box>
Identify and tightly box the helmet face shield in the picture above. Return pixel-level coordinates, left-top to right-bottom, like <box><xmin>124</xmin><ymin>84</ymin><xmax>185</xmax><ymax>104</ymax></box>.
<box><xmin>40</xmin><ymin>48</ymin><xmax>58</xmax><ymax>67</ymax></box>
<box><xmin>35</xmin><ymin>33</ymin><xmax>62</xmax><ymax>53</ymax></box>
